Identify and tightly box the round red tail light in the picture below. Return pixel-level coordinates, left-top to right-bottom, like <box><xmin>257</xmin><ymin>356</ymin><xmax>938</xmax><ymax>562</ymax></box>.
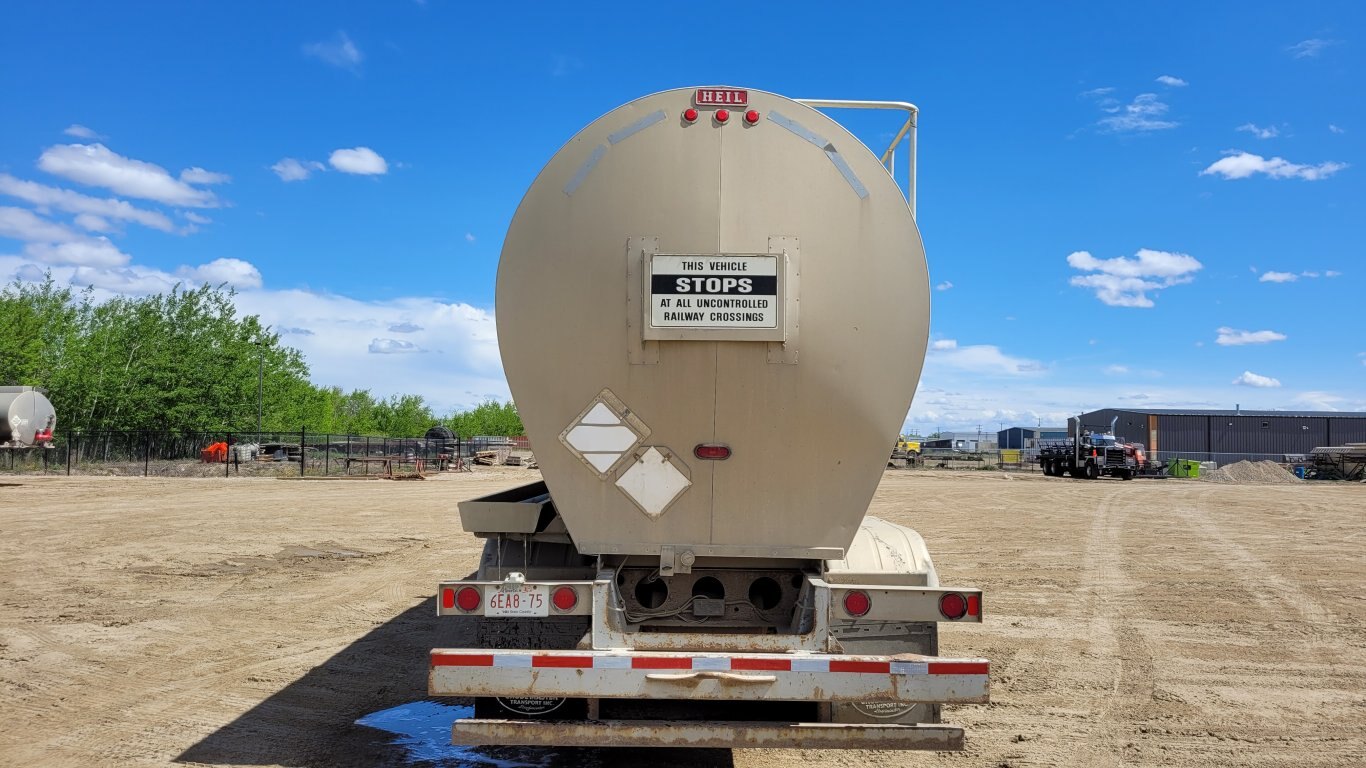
<box><xmin>552</xmin><ymin>586</ymin><xmax>578</xmax><ymax>612</ymax></box>
<box><xmin>715</xmin><ymin>109</ymin><xmax>730</xmax><ymax>123</ymax></box>
<box><xmin>939</xmin><ymin>592</ymin><xmax>968</xmax><ymax>620</ymax></box>
<box><xmin>694</xmin><ymin>444</ymin><xmax>731</xmax><ymax>460</ymax></box>
<box><xmin>683</xmin><ymin>108</ymin><xmax>699</xmax><ymax>123</ymax></box>
<box><xmin>744</xmin><ymin>110</ymin><xmax>760</xmax><ymax>124</ymax></box>
<box><xmin>455</xmin><ymin>586</ymin><xmax>482</xmax><ymax>612</ymax></box>
<box><xmin>842</xmin><ymin>590</ymin><xmax>871</xmax><ymax>618</ymax></box>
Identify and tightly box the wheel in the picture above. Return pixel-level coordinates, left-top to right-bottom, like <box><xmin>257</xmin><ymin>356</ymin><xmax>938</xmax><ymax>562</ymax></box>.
<box><xmin>1120</xmin><ymin>469</ymin><xmax>1133</xmax><ymax>481</ymax></box>
<box><xmin>1085</xmin><ymin>461</ymin><xmax>1099</xmax><ymax>480</ymax></box>
<box><xmin>1041</xmin><ymin>460</ymin><xmax>1052</xmax><ymax>476</ymax></box>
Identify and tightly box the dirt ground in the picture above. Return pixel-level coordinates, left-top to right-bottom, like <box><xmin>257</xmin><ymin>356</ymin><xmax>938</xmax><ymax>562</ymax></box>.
<box><xmin>1</xmin><ymin>468</ymin><xmax>1363</xmax><ymax>767</ymax></box>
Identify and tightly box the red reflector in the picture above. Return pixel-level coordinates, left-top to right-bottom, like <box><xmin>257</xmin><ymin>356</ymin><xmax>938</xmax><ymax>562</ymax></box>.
<box><xmin>842</xmin><ymin>590</ymin><xmax>871</xmax><ymax>618</ymax></box>
<box><xmin>455</xmin><ymin>586</ymin><xmax>481</xmax><ymax>612</ymax></box>
<box><xmin>966</xmin><ymin>593</ymin><xmax>981</xmax><ymax>617</ymax></box>
<box><xmin>715</xmin><ymin>109</ymin><xmax>730</xmax><ymax>123</ymax></box>
<box><xmin>440</xmin><ymin>588</ymin><xmax>455</xmax><ymax>610</ymax></box>
<box><xmin>694</xmin><ymin>444</ymin><xmax>731</xmax><ymax>460</ymax></box>
<box><xmin>939</xmin><ymin>592</ymin><xmax>967</xmax><ymax>620</ymax></box>
<box><xmin>744</xmin><ymin>109</ymin><xmax>760</xmax><ymax>124</ymax></box>
<box><xmin>552</xmin><ymin>586</ymin><xmax>578</xmax><ymax>612</ymax></box>
<box><xmin>683</xmin><ymin>107</ymin><xmax>699</xmax><ymax>123</ymax></box>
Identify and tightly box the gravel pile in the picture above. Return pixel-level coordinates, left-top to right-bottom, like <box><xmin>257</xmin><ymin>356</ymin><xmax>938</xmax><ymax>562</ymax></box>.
<box><xmin>1200</xmin><ymin>460</ymin><xmax>1302</xmax><ymax>485</ymax></box>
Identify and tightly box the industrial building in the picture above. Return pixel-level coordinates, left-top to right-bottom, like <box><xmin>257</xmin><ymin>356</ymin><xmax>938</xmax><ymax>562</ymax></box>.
<box><xmin>997</xmin><ymin>426</ymin><xmax>1068</xmax><ymax>451</ymax></box>
<box><xmin>922</xmin><ymin>432</ymin><xmax>998</xmax><ymax>453</ymax></box>
<box><xmin>1075</xmin><ymin>408</ymin><xmax>1366</xmax><ymax>464</ymax></box>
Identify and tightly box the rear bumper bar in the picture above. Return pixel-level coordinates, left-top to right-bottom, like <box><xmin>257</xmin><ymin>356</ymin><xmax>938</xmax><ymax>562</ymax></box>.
<box><xmin>429</xmin><ymin>649</ymin><xmax>988</xmax><ymax>703</ymax></box>
<box><xmin>453</xmin><ymin>718</ymin><xmax>964</xmax><ymax>750</ymax></box>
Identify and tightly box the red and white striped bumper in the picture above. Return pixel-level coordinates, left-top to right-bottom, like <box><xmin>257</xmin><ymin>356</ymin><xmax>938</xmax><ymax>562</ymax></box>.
<box><xmin>429</xmin><ymin>649</ymin><xmax>988</xmax><ymax>703</ymax></box>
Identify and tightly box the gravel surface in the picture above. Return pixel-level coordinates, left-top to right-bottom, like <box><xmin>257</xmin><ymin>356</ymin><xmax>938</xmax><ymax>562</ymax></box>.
<box><xmin>1</xmin><ymin>469</ymin><xmax>1362</xmax><ymax>767</ymax></box>
<box><xmin>1200</xmin><ymin>460</ymin><xmax>1303</xmax><ymax>485</ymax></box>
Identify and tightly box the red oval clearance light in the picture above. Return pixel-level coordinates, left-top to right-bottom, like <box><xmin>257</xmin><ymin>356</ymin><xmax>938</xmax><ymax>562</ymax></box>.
<box><xmin>715</xmin><ymin>109</ymin><xmax>730</xmax><ymax>124</ymax></box>
<box><xmin>744</xmin><ymin>109</ymin><xmax>760</xmax><ymax>124</ymax></box>
<box><xmin>552</xmin><ymin>586</ymin><xmax>578</xmax><ymax>612</ymax></box>
<box><xmin>455</xmin><ymin>586</ymin><xmax>482</xmax><ymax>612</ymax></box>
<box><xmin>966</xmin><ymin>593</ymin><xmax>981</xmax><ymax>617</ymax></box>
<box><xmin>939</xmin><ymin>592</ymin><xmax>968</xmax><ymax>620</ymax></box>
<box><xmin>843</xmin><ymin>590</ymin><xmax>871</xmax><ymax>618</ymax></box>
<box><xmin>694</xmin><ymin>444</ymin><xmax>731</xmax><ymax>460</ymax></box>
<box><xmin>683</xmin><ymin>107</ymin><xmax>699</xmax><ymax>123</ymax></box>
<box><xmin>440</xmin><ymin>588</ymin><xmax>455</xmax><ymax>610</ymax></box>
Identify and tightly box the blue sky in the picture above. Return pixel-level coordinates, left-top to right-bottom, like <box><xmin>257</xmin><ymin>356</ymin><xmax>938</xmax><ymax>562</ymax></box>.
<box><xmin>2</xmin><ymin>2</ymin><xmax>1362</xmax><ymax>430</ymax></box>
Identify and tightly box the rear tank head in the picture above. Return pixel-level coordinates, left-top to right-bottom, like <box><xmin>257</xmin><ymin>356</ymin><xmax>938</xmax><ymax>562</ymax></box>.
<box><xmin>497</xmin><ymin>87</ymin><xmax>929</xmax><ymax>560</ymax></box>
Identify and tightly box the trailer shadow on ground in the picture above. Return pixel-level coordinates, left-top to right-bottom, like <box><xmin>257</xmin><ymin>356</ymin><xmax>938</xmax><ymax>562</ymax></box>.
<box><xmin>176</xmin><ymin>597</ymin><xmax>735</xmax><ymax>768</ymax></box>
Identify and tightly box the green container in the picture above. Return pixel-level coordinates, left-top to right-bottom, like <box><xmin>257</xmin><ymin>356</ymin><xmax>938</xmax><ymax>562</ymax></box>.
<box><xmin>1169</xmin><ymin>458</ymin><xmax>1200</xmax><ymax>478</ymax></box>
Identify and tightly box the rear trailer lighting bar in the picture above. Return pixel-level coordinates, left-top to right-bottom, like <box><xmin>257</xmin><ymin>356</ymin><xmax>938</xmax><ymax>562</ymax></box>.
<box><xmin>437</xmin><ymin>580</ymin><xmax>595</xmax><ymax>617</ymax></box>
<box><xmin>430</xmin><ymin>649</ymin><xmax>988</xmax><ymax>704</ymax></box>
<box><xmin>830</xmin><ymin>586</ymin><xmax>983</xmax><ymax>622</ymax></box>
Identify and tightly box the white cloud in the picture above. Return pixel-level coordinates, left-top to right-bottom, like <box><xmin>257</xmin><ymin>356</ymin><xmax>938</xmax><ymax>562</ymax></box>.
<box><xmin>328</xmin><ymin>147</ymin><xmax>388</xmax><ymax>175</ymax></box>
<box><xmin>926</xmin><ymin>340</ymin><xmax>1045</xmax><ymax>376</ymax></box>
<box><xmin>1155</xmin><ymin>75</ymin><xmax>1187</xmax><ymax>87</ymax></box>
<box><xmin>179</xmin><ymin>167</ymin><xmax>230</xmax><ymax>185</ymax></box>
<box><xmin>465</xmin><ymin>232</ymin><xmax>476</xmax><ymax>243</ymax></box>
<box><xmin>1216</xmin><ymin>327</ymin><xmax>1286</xmax><ymax>346</ymax></box>
<box><xmin>304</xmin><ymin>31</ymin><xmax>362</xmax><ymax>70</ymax></box>
<box><xmin>1287</xmin><ymin>38</ymin><xmax>1339</xmax><ymax>58</ymax></box>
<box><xmin>1326</xmin><ymin>270</ymin><xmax>1341</xmax><ymax>277</ymax></box>
<box><xmin>935</xmin><ymin>281</ymin><xmax>953</xmax><ymax>291</ymax></box>
<box><xmin>1259</xmin><ymin>271</ymin><xmax>1297</xmax><ymax>283</ymax></box>
<box><xmin>1104</xmin><ymin>365</ymin><xmax>1130</xmax><ymax>375</ymax></box>
<box><xmin>182</xmin><ymin>212</ymin><xmax>212</xmax><ymax>225</ymax></box>
<box><xmin>388</xmin><ymin>321</ymin><xmax>424</xmax><ymax>333</ymax></box>
<box><xmin>1329</xmin><ymin>124</ymin><xmax>1345</xmax><ymax>134</ymax></box>
<box><xmin>1067</xmin><ymin>248</ymin><xmax>1203</xmax><ymax>307</ymax></box>
<box><xmin>1080</xmin><ymin>86</ymin><xmax>1115</xmax><ymax>98</ymax></box>
<box><xmin>1236</xmin><ymin>123</ymin><xmax>1279</xmax><ymax>139</ymax></box>
<box><xmin>369</xmin><ymin>338</ymin><xmax>422</xmax><ymax>354</ymax></box>
<box><xmin>1233</xmin><ymin>371</ymin><xmax>1281</xmax><ymax>388</ymax></box>
<box><xmin>74</xmin><ymin>213</ymin><xmax>112</xmax><ymax>232</ymax></box>
<box><xmin>0</xmin><ymin>205</ymin><xmax>82</xmax><ymax>243</ymax></box>
<box><xmin>25</xmin><ymin>239</ymin><xmax>130</xmax><ymax>268</ymax></box>
<box><xmin>1201</xmin><ymin>150</ymin><xmax>1347</xmax><ymax>181</ymax></box>
<box><xmin>0</xmin><ymin>173</ymin><xmax>176</xmax><ymax>231</ymax></box>
<box><xmin>176</xmin><ymin>258</ymin><xmax>263</xmax><ymax>289</ymax></box>
<box><xmin>271</xmin><ymin>158</ymin><xmax>327</xmax><ymax>182</ymax></box>
<box><xmin>63</xmin><ymin>124</ymin><xmax>101</xmax><ymax>139</ymax></box>
<box><xmin>37</xmin><ymin>143</ymin><xmax>221</xmax><ymax>207</ymax></box>
<box><xmin>1096</xmin><ymin>93</ymin><xmax>1178</xmax><ymax>133</ymax></box>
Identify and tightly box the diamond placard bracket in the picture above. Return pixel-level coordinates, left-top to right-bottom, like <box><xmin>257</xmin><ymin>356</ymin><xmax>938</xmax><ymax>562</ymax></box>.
<box><xmin>559</xmin><ymin>389</ymin><xmax>650</xmax><ymax>478</ymax></box>
<box><xmin>615</xmin><ymin>446</ymin><xmax>691</xmax><ymax>520</ymax></box>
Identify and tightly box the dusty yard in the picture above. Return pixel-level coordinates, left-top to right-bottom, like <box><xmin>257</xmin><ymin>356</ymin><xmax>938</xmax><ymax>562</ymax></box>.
<box><xmin>0</xmin><ymin>468</ymin><xmax>1362</xmax><ymax>767</ymax></box>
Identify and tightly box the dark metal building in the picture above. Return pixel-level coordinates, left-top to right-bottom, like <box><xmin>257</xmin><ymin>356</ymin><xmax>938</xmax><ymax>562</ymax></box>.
<box><xmin>997</xmin><ymin>426</ymin><xmax>1068</xmax><ymax>450</ymax></box>
<box><xmin>1074</xmin><ymin>408</ymin><xmax>1366</xmax><ymax>464</ymax></box>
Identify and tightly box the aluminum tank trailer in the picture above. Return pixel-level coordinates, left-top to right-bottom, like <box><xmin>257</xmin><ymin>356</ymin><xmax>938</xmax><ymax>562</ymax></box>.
<box><xmin>1</xmin><ymin>387</ymin><xmax>57</xmax><ymax>449</ymax></box>
<box><xmin>429</xmin><ymin>87</ymin><xmax>988</xmax><ymax>751</ymax></box>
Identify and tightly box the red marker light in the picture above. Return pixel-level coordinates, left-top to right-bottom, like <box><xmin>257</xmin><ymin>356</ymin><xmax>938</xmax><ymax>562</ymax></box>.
<box><xmin>552</xmin><ymin>586</ymin><xmax>578</xmax><ymax>612</ymax></box>
<box><xmin>683</xmin><ymin>108</ymin><xmax>699</xmax><ymax>123</ymax></box>
<box><xmin>455</xmin><ymin>586</ymin><xmax>481</xmax><ymax>612</ymax></box>
<box><xmin>694</xmin><ymin>444</ymin><xmax>731</xmax><ymax>460</ymax></box>
<box><xmin>715</xmin><ymin>109</ymin><xmax>730</xmax><ymax>123</ymax></box>
<box><xmin>966</xmin><ymin>593</ymin><xmax>981</xmax><ymax>617</ymax></box>
<box><xmin>744</xmin><ymin>110</ymin><xmax>760</xmax><ymax>124</ymax></box>
<box><xmin>939</xmin><ymin>592</ymin><xmax>968</xmax><ymax>620</ymax></box>
<box><xmin>843</xmin><ymin>590</ymin><xmax>871</xmax><ymax>618</ymax></box>
<box><xmin>441</xmin><ymin>588</ymin><xmax>455</xmax><ymax>610</ymax></box>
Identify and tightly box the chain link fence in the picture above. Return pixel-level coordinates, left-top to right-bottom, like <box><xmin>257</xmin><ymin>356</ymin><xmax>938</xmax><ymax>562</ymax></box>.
<box><xmin>0</xmin><ymin>430</ymin><xmax>532</xmax><ymax>477</ymax></box>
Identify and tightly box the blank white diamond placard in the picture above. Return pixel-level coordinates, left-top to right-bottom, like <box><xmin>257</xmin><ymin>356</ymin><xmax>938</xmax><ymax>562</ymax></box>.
<box><xmin>615</xmin><ymin>447</ymin><xmax>691</xmax><ymax>519</ymax></box>
<box><xmin>559</xmin><ymin>389</ymin><xmax>649</xmax><ymax>478</ymax></box>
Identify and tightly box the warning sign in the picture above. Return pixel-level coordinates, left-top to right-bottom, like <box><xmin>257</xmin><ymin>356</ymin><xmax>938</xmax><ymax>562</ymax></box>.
<box><xmin>649</xmin><ymin>254</ymin><xmax>778</xmax><ymax>329</ymax></box>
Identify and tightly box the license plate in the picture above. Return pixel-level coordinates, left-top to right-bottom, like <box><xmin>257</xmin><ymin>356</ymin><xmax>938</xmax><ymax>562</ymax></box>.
<box><xmin>485</xmin><ymin>584</ymin><xmax>548</xmax><ymax>617</ymax></box>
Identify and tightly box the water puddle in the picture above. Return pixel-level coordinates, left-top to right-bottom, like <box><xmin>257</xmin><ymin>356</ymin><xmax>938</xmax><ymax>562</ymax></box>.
<box><xmin>355</xmin><ymin>701</ymin><xmax>543</xmax><ymax>767</ymax></box>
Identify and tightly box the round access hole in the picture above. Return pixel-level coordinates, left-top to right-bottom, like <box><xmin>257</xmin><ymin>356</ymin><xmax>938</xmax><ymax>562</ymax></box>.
<box><xmin>691</xmin><ymin>576</ymin><xmax>725</xmax><ymax>601</ymax></box>
<box><xmin>749</xmin><ymin>577</ymin><xmax>782</xmax><ymax>610</ymax></box>
<box><xmin>634</xmin><ymin>576</ymin><xmax>669</xmax><ymax>609</ymax></box>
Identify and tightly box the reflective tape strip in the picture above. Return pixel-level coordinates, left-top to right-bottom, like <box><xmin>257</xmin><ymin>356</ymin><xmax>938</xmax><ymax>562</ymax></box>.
<box><xmin>564</xmin><ymin>143</ymin><xmax>607</xmax><ymax>196</ymax></box>
<box><xmin>768</xmin><ymin>110</ymin><xmax>829</xmax><ymax>148</ymax></box>
<box><xmin>767</xmin><ymin>110</ymin><xmax>867</xmax><ymax>199</ymax></box>
<box><xmin>608</xmin><ymin>109</ymin><xmax>667</xmax><ymax>145</ymax></box>
<box><xmin>430</xmin><ymin>650</ymin><xmax>987</xmax><ymax>676</ymax></box>
<box><xmin>824</xmin><ymin>147</ymin><xmax>869</xmax><ymax>199</ymax></box>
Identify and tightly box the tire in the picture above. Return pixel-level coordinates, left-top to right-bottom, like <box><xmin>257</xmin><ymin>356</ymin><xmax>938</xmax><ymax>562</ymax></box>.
<box><xmin>1120</xmin><ymin>469</ymin><xmax>1133</xmax><ymax>481</ymax></box>
<box><xmin>1085</xmin><ymin>461</ymin><xmax>1099</xmax><ymax>480</ymax></box>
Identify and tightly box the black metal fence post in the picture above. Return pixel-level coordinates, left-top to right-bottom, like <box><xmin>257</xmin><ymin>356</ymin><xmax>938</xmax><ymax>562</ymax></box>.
<box><xmin>325</xmin><ymin>433</ymin><xmax>330</xmax><ymax>476</ymax></box>
<box><xmin>300</xmin><ymin>427</ymin><xmax>306</xmax><ymax>476</ymax></box>
<box><xmin>66</xmin><ymin>429</ymin><xmax>73</xmax><ymax>476</ymax></box>
<box><xmin>226</xmin><ymin>432</ymin><xmax>231</xmax><ymax>477</ymax></box>
<box><xmin>144</xmin><ymin>431</ymin><xmax>151</xmax><ymax>476</ymax></box>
